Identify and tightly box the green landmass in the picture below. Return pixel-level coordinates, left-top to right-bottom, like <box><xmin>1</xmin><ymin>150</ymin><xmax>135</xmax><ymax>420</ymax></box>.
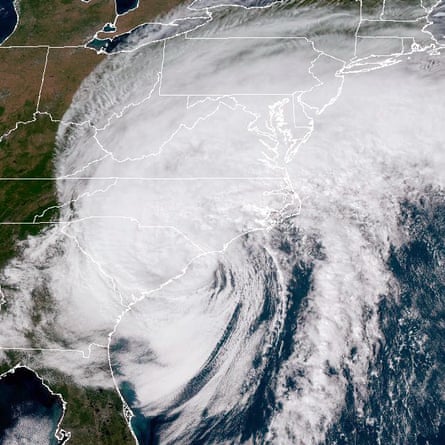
<box><xmin>0</xmin><ymin>352</ymin><xmax>133</xmax><ymax>445</ymax></box>
<box><xmin>0</xmin><ymin>0</ymin><xmax>194</xmax><ymax>441</ymax></box>
<box><xmin>0</xmin><ymin>114</ymin><xmax>59</xmax><ymax>269</ymax></box>
<box><xmin>0</xmin><ymin>0</ymin><xmax>412</xmax><ymax>443</ymax></box>
<box><xmin>0</xmin><ymin>1</ymin><xmax>121</xmax><ymax>440</ymax></box>
<box><xmin>42</xmin><ymin>369</ymin><xmax>134</xmax><ymax>445</ymax></box>
<box><xmin>4</xmin><ymin>0</ymin><xmax>115</xmax><ymax>47</ymax></box>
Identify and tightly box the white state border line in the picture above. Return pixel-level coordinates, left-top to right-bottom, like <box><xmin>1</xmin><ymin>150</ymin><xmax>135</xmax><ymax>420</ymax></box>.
<box><xmin>0</xmin><ymin>345</ymin><xmax>107</xmax><ymax>359</ymax></box>
<box><xmin>0</xmin><ymin>45</ymin><xmax>86</xmax><ymax>49</ymax></box>
<box><xmin>184</xmin><ymin>36</ymin><xmax>313</xmax><ymax>39</ymax></box>
<box><xmin>36</xmin><ymin>46</ymin><xmax>50</xmax><ymax>112</ymax></box>
<box><xmin>0</xmin><ymin>1</ymin><xmax>443</xmax><ymax>443</ymax></box>
<box><xmin>0</xmin><ymin>176</ymin><xmax>284</xmax><ymax>180</ymax></box>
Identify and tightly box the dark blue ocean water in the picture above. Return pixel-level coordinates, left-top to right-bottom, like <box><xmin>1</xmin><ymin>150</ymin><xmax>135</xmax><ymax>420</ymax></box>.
<box><xmin>0</xmin><ymin>0</ymin><xmax>17</xmax><ymax>45</ymax></box>
<box><xmin>116</xmin><ymin>229</ymin><xmax>323</xmax><ymax>445</ymax></box>
<box><xmin>116</xmin><ymin>0</ymin><xmax>138</xmax><ymax>15</ymax></box>
<box><xmin>115</xmin><ymin>188</ymin><xmax>445</xmax><ymax>444</ymax></box>
<box><xmin>0</xmin><ymin>367</ymin><xmax>65</xmax><ymax>444</ymax></box>
<box><xmin>326</xmin><ymin>189</ymin><xmax>445</xmax><ymax>444</ymax></box>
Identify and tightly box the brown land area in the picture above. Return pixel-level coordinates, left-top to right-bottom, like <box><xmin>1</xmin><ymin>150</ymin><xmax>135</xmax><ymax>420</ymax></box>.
<box><xmin>0</xmin><ymin>1</ymin><xmax>186</xmax><ymax>442</ymax></box>
<box><xmin>4</xmin><ymin>0</ymin><xmax>115</xmax><ymax>47</ymax></box>
<box><xmin>39</xmin><ymin>47</ymin><xmax>106</xmax><ymax>119</ymax></box>
<box><xmin>1</xmin><ymin>0</ymin><xmax>188</xmax><ymax>264</ymax></box>
<box><xmin>97</xmin><ymin>0</ymin><xmax>188</xmax><ymax>39</ymax></box>
<box><xmin>0</xmin><ymin>47</ymin><xmax>47</xmax><ymax>134</ymax></box>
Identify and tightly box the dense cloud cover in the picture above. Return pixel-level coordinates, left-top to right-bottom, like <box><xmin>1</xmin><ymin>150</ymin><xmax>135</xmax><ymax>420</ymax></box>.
<box><xmin>1</xmin><ymin>0</ymin><xmax>445</xmax><ymax>443</ymax></box>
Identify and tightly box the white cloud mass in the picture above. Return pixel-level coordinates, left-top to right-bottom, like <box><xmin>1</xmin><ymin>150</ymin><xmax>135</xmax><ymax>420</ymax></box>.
<box><xmin>1</xmin><ymin>0</ymin><xmax>445</xmax><ymax>443</ymax></box>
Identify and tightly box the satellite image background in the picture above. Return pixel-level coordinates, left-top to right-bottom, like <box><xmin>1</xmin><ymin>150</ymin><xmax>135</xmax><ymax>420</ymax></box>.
<box><xmin>0</xmin><ymin>0</ymin><xmax>445</xmax><ymax>444</ymax></box>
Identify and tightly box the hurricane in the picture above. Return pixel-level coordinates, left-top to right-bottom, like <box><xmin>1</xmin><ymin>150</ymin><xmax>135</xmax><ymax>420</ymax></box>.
<box><xmin>1</xmin><ymin>0</ymin><xmax>445</xmax><ymax>444</ymax></box>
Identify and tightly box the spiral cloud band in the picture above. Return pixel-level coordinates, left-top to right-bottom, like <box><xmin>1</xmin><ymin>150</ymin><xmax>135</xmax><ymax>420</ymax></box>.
<box><xmin>1</xmin><ymin>0</ymin><xmax>445</xmax><ymax>443</ymax></box>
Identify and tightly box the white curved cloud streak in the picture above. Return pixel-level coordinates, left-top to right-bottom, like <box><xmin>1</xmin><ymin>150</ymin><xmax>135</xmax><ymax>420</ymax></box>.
<box><xmin>0</xmin><ymin>1</ymin><xmax>444</xmax><ymax>444</ymax></box>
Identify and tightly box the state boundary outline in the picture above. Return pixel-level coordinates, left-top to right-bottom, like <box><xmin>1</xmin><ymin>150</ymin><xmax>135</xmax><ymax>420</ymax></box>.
<box><xmin>0</xmin><ymin>2</ymin><xmax>444</xmax><ymax>442</ymax></box>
